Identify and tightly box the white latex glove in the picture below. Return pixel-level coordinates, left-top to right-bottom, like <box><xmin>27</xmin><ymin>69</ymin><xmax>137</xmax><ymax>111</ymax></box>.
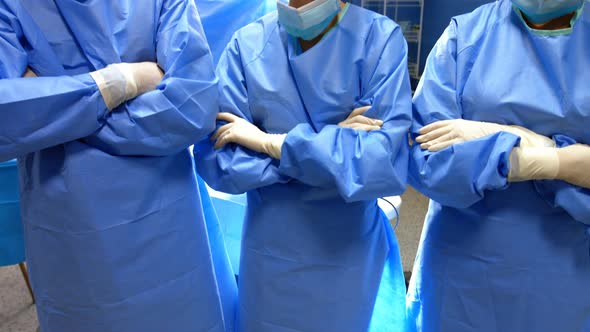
<box><xmin>509</xmin><ymin>144</ymin><xmax>590</xmax><ymax>189</ymax></box>
<box><xmin>507</xmin><ymin>147</ymin><xmax>559</xmax><ymax>182</ymax></box>
<box><xmin>416</xmin><ymin>119</ymin><xmax>555</xmax><ymax>152</ymax></box>
<box><xmin>23</xmin><ymin>67</ymin><xmax>37</xmax><ymax>78</ymax></box>
<box><xmin>556</xmin><ymin>144</ymin><xmax>590</xmax><ymax>189</ymax></box>
<box><xmin>90</xmin><ymin>62</ymin><xmax>164</xmax><ymax>110</ymax></box>
<box><xmin>338</xmin><ymin>106</ymin><xmax>383</xmax><ymax>131</ymax></box>
<box><xmin>212</xmin><ymin>113</ymin><xmax>286</xmax><ymax>160</ymax></box>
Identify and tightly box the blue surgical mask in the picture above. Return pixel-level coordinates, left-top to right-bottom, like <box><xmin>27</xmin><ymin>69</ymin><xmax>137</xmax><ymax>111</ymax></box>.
<box><xmin>277</xmin><ymin>0</ymin><xmax>341</xmax><ymax>41</ymax></box>
<box><xmin>512</xmin><ymin>0</ymin><xmax>584</xmax><ymax>24</ymax></box>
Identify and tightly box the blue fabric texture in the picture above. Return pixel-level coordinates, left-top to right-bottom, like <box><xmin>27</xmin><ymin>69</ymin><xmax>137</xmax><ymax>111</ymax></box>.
<box><xmin>196</xmin><ymin>5</ymin><xmax>411</xmax><ymax>332</ymax></box>
<box><xmin>208</xmin><ymin>193</ymin><xmax>246</xmax><ymax>274</ymax></box>
<box><xmin>407</xmin><ymin>1</ymin><xmax>590</xmax><ymax>331</ymax></box>
<box><xmin>0</xmin><ymin>0</ymin><xmax>233</xmax><ymax>331</ymax></box>
<box><xmin>0</xmin><ymin>160</ymin><xmax>24</xmax><ymax>267</ymax></box>
<box><xmin>197</xmin><ymin>175</ymin><xmax>238</xmax><ymax>331</ymax></box>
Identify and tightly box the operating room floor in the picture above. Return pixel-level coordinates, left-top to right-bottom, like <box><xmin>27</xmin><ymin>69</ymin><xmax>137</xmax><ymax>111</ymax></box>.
<box><xmin>0</xmin><ymin>187</ymin><xmax>428</xmax><ymax>331</ymax></box>
<box><xmin>395</xmin><ymin>186</ymin><xmax>429</xmax><ymax>278</ymax></box>
<box><xmin>0</xmin><ymin>265</ymin><xmax>37</xmax><ymax>332</ymax></box>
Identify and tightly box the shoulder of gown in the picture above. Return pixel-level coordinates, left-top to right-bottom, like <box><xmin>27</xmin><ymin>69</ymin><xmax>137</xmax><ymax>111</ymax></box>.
<box><xmin>451</xmin><ymin>0</ymin><xmax>515</xmax><ymax>52</ymax></box>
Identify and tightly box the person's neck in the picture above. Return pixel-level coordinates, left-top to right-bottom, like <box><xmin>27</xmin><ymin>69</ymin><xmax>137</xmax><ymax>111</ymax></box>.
<box><xmin>524</xmin><ymin>11</ymin><xmax>576</xmax><ymax>30</ymax></box>
<box><xmin>299</xmin><ymin>1</ymin><xmax>345</xmax><ymax>52</ymax></box>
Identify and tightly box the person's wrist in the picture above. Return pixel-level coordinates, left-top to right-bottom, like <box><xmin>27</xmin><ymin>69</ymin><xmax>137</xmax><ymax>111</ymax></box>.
<box><xmin>508</xmin><ymin>147</ymin><xmax>559</xmax><ymax>181</ymax></box>
<box><xmin>263</xmin><ymin>134</ymin><xmax>287</xmax><ymax>160</ymax></box>
<box><xmin>110</xmin><ymin>63</ymin><xmax>138</xmax><ymax>100</ymax></box>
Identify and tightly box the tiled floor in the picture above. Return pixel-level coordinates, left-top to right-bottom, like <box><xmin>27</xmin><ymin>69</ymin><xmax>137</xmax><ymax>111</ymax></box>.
<box><xmin>396</xmin><ymin>186</ymin><xmax>429</xmax><ymax>272</ymax></box>
<box><xmin>0</xmin><ymin>265</ymin><xmax>37</xmax><ymax>332</ymax></box>
<box><xmin>0</xmin><ymin>189</ymin><xmax>429</xmax><ymax>331</ymax></box>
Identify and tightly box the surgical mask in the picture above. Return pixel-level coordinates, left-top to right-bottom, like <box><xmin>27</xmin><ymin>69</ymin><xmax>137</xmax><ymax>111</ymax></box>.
<box><xmin>277</xmin><ymin>0</ymin><xmax>340</xmax><ymax>41</ymax></box>
<box><xmin>512</xmin><ymin>0</ymin><xmax>584</xmax><ymax>24</ymax></box>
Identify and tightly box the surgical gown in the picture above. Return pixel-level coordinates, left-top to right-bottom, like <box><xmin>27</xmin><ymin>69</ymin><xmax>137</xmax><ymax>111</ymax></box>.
<box><xmin>0</xmin><ymin>0</ymin><xmax>232</xmax><ymax>331</ymax></box>
<box><xmin>196</xmin><ymin>5</ymin><xmax>411</xmax><ymax>332</ymax></box>
<box><xmin>407</xmin><ymin>1</ymin><xmax>590</xmax><ymax>331</ymax></box>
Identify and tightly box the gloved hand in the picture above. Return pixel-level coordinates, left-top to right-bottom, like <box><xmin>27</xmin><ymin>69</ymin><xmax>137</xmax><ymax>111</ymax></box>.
<box><xmin>23</xmin><ymin>67</ymin><xmax>37</xmax><ymax>78</ymax></box>
<box><xmin>556</xmin><ymin>144</ymin><xmax>590</xmax><ymax>188</ymax></box>
<box><xmin>212</xmin><ymin>113</ymin><xmax>286</xmax><ymax>160</ymax></box>
<box><xmin>416</xmin><ymin>119</ymin><xmax>555</xmax><ymax>152</ymax></box>
<box><xmin>509</xmin><ymin>144</ymin><xmax>590</xmax><ymax>189</ymax></box>
<box><xmin>90</xmin><ymin>62</ymin><xmax>164</xmax><ymax>110</ymax></box>
<box><xmin>338</xmin><ymin>106</ymin><xmax>383</xmax><ymax>131</ymax></box>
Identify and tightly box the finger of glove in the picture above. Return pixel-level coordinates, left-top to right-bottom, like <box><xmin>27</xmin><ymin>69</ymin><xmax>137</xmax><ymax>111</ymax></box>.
<box><xmin>349</xmin><ymin>123</ymin><xmax>381</xmax><ymax>131</ymax></box>
<box><xmin>212</xmin><ymin>123</ymin><xmax>234</xmax><ymax>140</ymax></box>
<box><xmin>427</xmin><ymin>138</ymin><xmax>461</xmax><ymax>152</ymax></box>
<box><xmin>343</xmin><ymin>115</ymin><xmax>383</xmax><ymax>126</ymax></box>
<box><xmin>347</xmin><ymin>106</ymin><xmax>372</xmax><ymax>119</ymax></box>
<box><xmin>416</xmin><ymin>125</ymin><xmax>453</xmax><ymax>143</ymax></box>
<box><xmin>217</xmin><ymin>112</ymin><xmax>241</xmax><ymax>123</ymax></box>
<box><xmin>421</xmin><ymin>131</ymin><xmax>460</xmax><ymax>149</ymax></box>
<box><xmin>419</xmin><ymin>119</ymin><xmax>455</xmax><ymax>135</ymax></box>
<box><xmin>214</xmin><ymin>129</ymin><xmax>233</xmax><ymax>149</ymax></box>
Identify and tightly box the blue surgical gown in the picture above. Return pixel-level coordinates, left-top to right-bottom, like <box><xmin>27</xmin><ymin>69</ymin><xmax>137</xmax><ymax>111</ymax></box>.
<box><xmin>407</xmin><ymin>1</ymin><xmax>590</xmax><ymax>331</ymax></box>
<box><xmin>196</xmin><ymin>5</ymin><xmax>411</xmax><ymax>332</ymax></box>
<box><xmin>0</xmin><ymin>0</ymin><xmax>233</xmax><ymax>331</ymax></box>
<box><xmin>0</xmin><ymin>160</ymin><xmax>24</xmax><ymax>267</ymax></box>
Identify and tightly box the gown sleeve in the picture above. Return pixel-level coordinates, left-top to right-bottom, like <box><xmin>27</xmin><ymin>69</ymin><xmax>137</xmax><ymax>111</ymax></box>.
<box><xmin>408</xmin><ymin>21</ymin><xmax>521</xmax><ymax>209</ymax></box>
<box><xmin>534</xmin><ymin>135</ymin><xmax>590</xmax><ymax>225</ymax></box>
<box><xmin>0</xmin><ymin>3</ymin><xmax>109</xmax><ymax>162</ymax></box>
<box><xmin>278</xmin><ymin>21</ymin><xmax>412</xmax><ymax>202</ymax></box>
<box><xmin>193</xmin><ymin>36</ymin><xmax>291</xmax><ymax>194</ymax></box>
<box><xmin>84</xmin><ymin>0</ymin><xmax>218</xmax><ymax>156</ymax></box>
